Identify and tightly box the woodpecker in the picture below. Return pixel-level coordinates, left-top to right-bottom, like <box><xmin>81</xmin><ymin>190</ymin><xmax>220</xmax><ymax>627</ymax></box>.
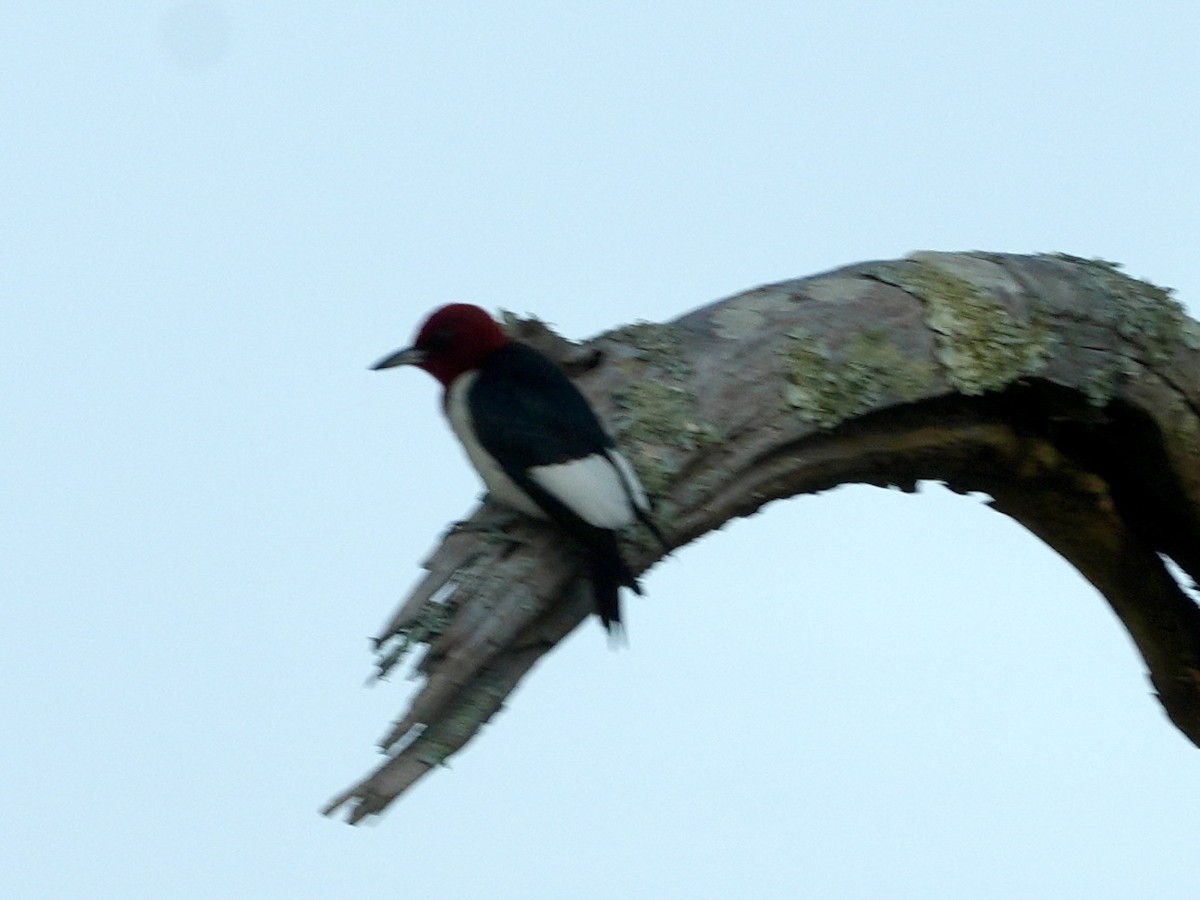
<box><xmin>372</xmin><ymin>303</ymin><xmax>666</xmax><ymax>634</ymax></box>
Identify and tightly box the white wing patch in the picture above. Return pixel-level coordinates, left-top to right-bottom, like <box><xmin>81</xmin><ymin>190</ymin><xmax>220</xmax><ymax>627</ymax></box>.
<box><xmin>529</xmin><ymin>453</ymin><xmax>639</xmax><ymax>529</ymax></box>
<box><xmin>446</xmin><ymin>371</ymin><xmax>650</xmax><ymax>530</ymax></box>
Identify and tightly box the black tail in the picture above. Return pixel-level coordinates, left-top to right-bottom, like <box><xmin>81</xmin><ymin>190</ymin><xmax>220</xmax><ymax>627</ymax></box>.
<box><xmin>589</xmin><ymin>530</ymin><xmax>642</xmax><ymax>635</ymax></box>
<box><xmin>506</xmin><ymin>470</ymin><xmax>647</xmax><ymax>636</ymax></box>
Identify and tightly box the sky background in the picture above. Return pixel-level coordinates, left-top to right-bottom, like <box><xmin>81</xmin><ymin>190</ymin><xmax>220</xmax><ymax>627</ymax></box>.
<box><xmin>5</xmin><ymin>2</ymin><xmax>1200</xmax><ymax>897</ymax></box>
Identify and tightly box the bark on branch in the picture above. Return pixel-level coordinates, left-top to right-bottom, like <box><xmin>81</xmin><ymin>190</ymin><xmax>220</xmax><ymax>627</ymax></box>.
<box><xmin>324</xmin><ymin>251</ymin><xmax>1200</xmax><ymax>823</ymax></box>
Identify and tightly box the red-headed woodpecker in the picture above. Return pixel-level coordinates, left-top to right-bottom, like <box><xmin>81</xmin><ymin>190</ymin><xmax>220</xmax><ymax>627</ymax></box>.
<box><xmin>372</xmin><ymin>304</ymin><xmax>666</xmax><ymax>634</ymax></box>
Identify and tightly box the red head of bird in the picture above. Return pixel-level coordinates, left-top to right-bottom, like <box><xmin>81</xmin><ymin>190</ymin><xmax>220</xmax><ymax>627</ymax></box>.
<box><xmin>371</xmin><ymin>303</ymin><xmax>509</xmax><ymax>387</ymax></box>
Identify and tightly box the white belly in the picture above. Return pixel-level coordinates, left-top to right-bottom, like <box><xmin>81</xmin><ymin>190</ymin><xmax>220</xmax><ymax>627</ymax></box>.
<box><xmin>446</xmin><ymin>372</ymin><xmax>547</xmax><ymax>519</ymax></box>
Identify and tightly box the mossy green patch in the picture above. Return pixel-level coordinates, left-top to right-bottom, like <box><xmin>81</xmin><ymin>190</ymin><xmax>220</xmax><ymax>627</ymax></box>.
<box><xmin>1053</xmin><ymin>254</ymin><xmax>1189</xmax><ymax>365</ymax></box>
<box><xmin>1082</xmin><ymin>356</ymin><xmax>1140</xmax><ymax>408</ymax></box>
<box><xmin>605</xmin><ymin>322</ymin><xmax>713</xmax><ymax>503</ymax></box>
<box><xmin>779</xmin><ymin>327</ymin><xmax>936</xmax><ymax>428</ymax></box>
<box><xmin>846</xmin><ymin>330</ymin><xmax>937</xmax><ymax>403</ymax></box>
<box><xmin>417</xmin><ymin>670</ymin><xmax>512</xmax><ymax>766</ymax></box>
<box><xmin>1083</xmin><ymin>361</ymin><xmax>1120</xmax><ymax>409</ymax></box>
<box><xmin>779</xmin><ymin>327</ymin><xmax>845</xmax><ymax>427</ymax></box>
<box><xmin>868</xmin><ymin>258</ymin><xmax>1057</xmax><ymax>395</ymax></box>
<box><xmin>681</xmin><ymin>468</ymin><xmax>731</xmax><ymax>505</ymax></box>
<box><xmin>1173</xmin><ymin>405</ymin><xmax>1200</xmax><ymax>459</ymax></box>
<box><xmin>607</xmin><ymin>321</ymin><xmax>691</xmax><ymax>379</ymax></box>
<box><xmin>393</xmin><ymin>600</ymin><xmax>456</xmax><ymax>656</ymax></box>
<box><xmin>1182</xmin><ymin>320</ymin><xmax>1200</xmax><ymax>352</ymax></box>
<box><xmin>612</xmin><ymin>380</ymin><xmax>721</xmax><ymax>495</ymax></box>
<box><xmin>455</xmin><ymin>553</ymin><xmax>538</xmax><ymax>612</ymax></box>
<box><xmin>389</xmin><ymin>551</ymin><xmax>538</xmax><ymax>668</ymax></box>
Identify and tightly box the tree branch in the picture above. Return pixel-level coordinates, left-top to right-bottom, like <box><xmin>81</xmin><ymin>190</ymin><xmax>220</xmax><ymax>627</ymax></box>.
<box><xmin>324</xmin><ymin>251</ymin><xmax>1200</xmax><ymax>823</ymax></box>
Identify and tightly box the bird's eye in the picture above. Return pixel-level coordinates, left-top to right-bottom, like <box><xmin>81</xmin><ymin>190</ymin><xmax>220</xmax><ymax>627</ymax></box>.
<box><xmin>421</xmin><ymin>330</ymin><xmax>454</xmax><ymax>353</ymax></box>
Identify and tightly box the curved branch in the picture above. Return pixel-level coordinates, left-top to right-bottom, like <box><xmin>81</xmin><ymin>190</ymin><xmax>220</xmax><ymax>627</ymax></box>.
<box><xmin>324</xmin><ymin>251</ymin><xmax>1200</xmax><ymax>823</ymax></box>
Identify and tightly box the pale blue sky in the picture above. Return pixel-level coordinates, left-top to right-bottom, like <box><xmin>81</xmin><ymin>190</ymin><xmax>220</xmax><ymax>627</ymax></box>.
<box><xmin>5</xmin><ymin>3</ymin><xmax>1200</xmax><ymax>897</ymax></box>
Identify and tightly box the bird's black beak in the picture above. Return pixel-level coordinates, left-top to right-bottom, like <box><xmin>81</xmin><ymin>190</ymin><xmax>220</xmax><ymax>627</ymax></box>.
<box><xmin>370</xmin><ymin>346</ymin><xmax>425</xmax><ymax>370</ymax></box>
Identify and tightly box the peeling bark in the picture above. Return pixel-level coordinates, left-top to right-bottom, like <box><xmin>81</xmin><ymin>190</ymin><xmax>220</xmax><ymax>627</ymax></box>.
<box><xmin>324</xmin><ymin>251</ymin><xmax>1200</xmax><ymax>824</ymax></box>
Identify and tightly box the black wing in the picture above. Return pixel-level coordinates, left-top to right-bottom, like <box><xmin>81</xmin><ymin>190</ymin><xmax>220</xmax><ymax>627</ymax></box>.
<box><xmin>468</xmin><ymin>342</ymin><xmax>614</xmax><ymax>470</ymax></box>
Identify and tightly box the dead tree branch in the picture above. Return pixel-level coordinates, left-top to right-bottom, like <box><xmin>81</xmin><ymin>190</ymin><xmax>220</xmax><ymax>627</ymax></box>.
<box><xmin>324</xmin><ymin>251</ymin><xmax>1200</xmax><ymax>823</ymax></box>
